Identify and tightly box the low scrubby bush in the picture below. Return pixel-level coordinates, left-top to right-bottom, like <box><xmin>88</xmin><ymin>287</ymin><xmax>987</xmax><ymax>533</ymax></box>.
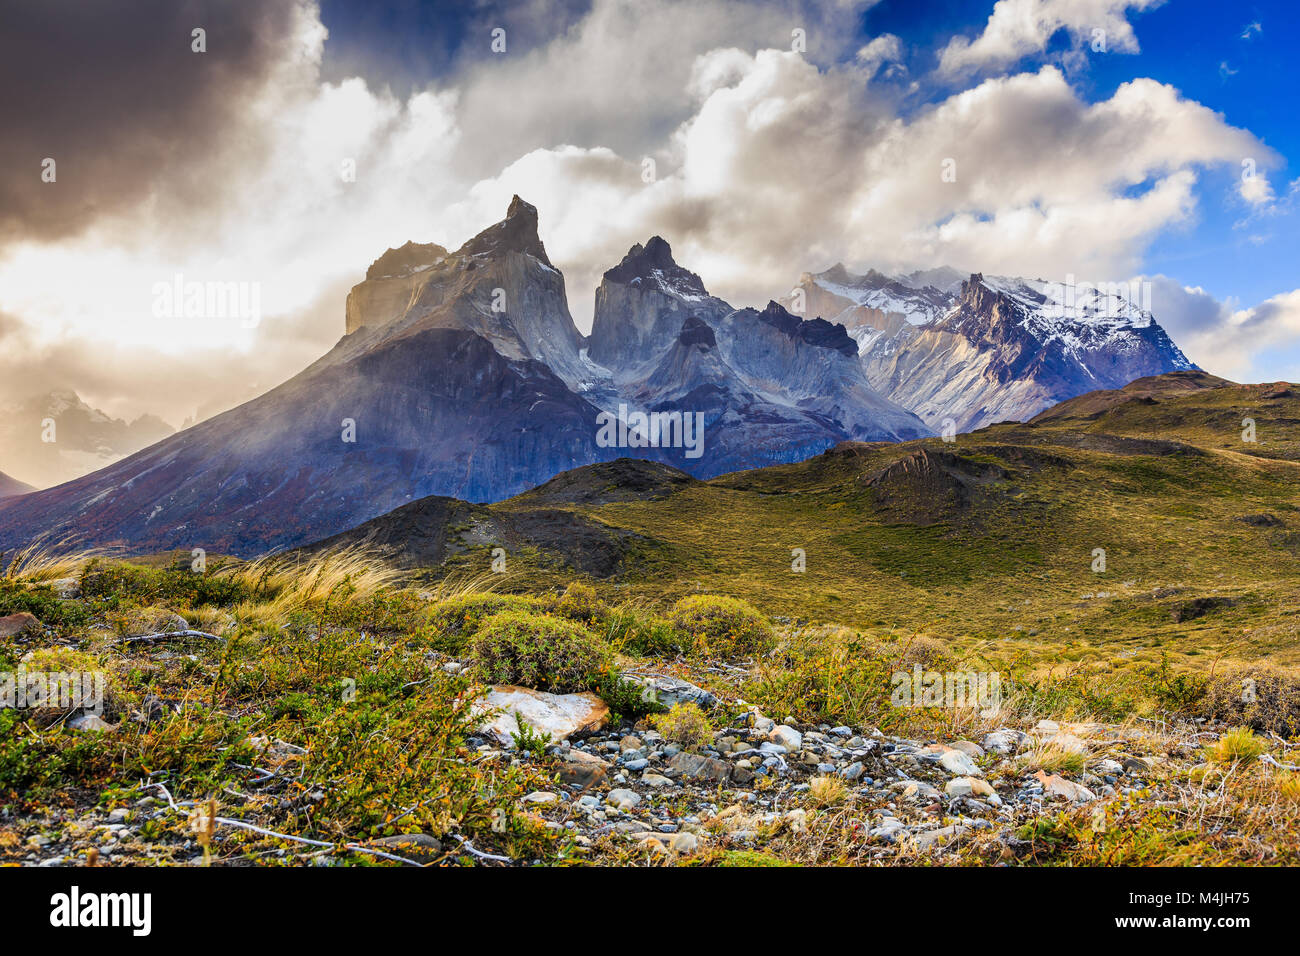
<box><xmin>545</xmin><ymin>581</ymin><xmax>608</xmax><ymax>626</ymax></box>
<box><xmin>1143</xmin><ymin>654</ymin><xmax>1209</xmax><ymax>714</ymax></box>
<box><xmin>469</xmin><ymin>610</ymin><xmax>610</xmax><ymax>693</ymax></box>
<box><xmin>1200</xmin><ymin>664</ymin><xmax>1300</xmax><ymax>736</ymax></box>
<box><xmin>589</xmin><ymin>668</ymin><xmax>663</xmax><ymax>721</ymax></box>
<box><xmin>747</xmin><ymin>630</ymin><xmax>956</xmax><ymax>729</ymax></box>
<box><xmin>80</xmin><ymin>559</ymin><xmax>249</xmax><ymax>609</ymax></box>
<box><xmin>651</xmin><ymin>702</ymin><xmax>713</xmax><ymax>751</ymax></box>
<box><xmin>670</xmin><ymin>595</ymin><xmax>773</xmax><ymax>658</ymax></box>
<box><xmin>0</xmin><ymin>579</ymin><xmax>88</xmax><ymax>629</ymax></box>
<box><xmin>747</xmin><ymin>641</ymin><xmax>897</xmax><ymax>728</ymax></box>
<box><xmin>602</xmin><ymin>605</ymin><xmax>687</xmax><ymax>657</ymax></box>
<box><xmin>420</xmin><ymin>593</ymin><xmax>540</xmax><ymax>653</ymax></box>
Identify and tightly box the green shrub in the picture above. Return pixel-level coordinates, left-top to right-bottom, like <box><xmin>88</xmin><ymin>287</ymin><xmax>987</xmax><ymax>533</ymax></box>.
<box><xmin>21</xmin><ymin>646</ymin><xmax>100</xmax><ymax>673</ymax></box>
<box><xmin>651</xmin><ymin>702</ymin><xmax>713</xmax><ymax>751</ymax></box>
<box><xmin>510</xmin><ymin>717</ymin><xmax>553</xmax><ymax>758</ymax></box>
<box><xmin>746</xmin><ymin>638</ymin><xmax>902</xmax><ymax>728</ymax></box>
<box><xmin>420</xmin><ymin>593</ymin><xmax>541</xmax><ymax>653</ymax></box>
<box><xmin>589</xmin><ymin>668</ymin><xmax>663</xmax><ymax>721</ymax></box>
<box><xmin>469</xmin><ymin>611</ymin><xmax>610</xmax><ymax>693</ymax></box>
<box><xmin>602</xmin><ymin>606</ymin><xmax>686</xmax><ymax>656</ymax></box>
<box><xmin>1005</xmin><ymin>665</ymin><xmax>1143</xmax><ymax>723</ymax></box>
<box><xmin>0</xmin><ymin>579</ymin><xmax>88</xmax><ymax>629</ymax></box>
<box><xmin>0</xmin><ymin>709</ymin><xmax>102</xmax><ymax>796</ymax></box>
<box><xmin>1144</xmin><ymin>654</ymin><xmax>1209</xmax><ymax>714</ymax></box>
<box><xmin>315</xmin><ymin>588</ymin><xmax>428</xmax><ymax>634</ymax></box>
<box><xmin>546</xmin><ymin>581</ymin><xmax>607</xmax><ymax>625</ymax></box>
<box><xmin>669</xmin><ymin>595</ymin><xmax>773</xmax><ymax>658</ymax></box>
<box><xmin>80</xmin><ymin>559</ymin><xmax>249</xmax><ymax>609</ymax></box>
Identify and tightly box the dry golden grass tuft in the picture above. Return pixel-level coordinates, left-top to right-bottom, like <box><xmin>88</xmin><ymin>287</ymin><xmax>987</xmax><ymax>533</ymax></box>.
<box><xmin>1204</xmin><ymin>727</ymin><xmax>1268</xmax><ymax>766</ymax></box>
<box><xmin>806</xmin><ymin>775</ymin><xmax>849</xmax><ymax>808</ymax></box>
<box><xmin>1018</xmin><ymin>742</ymin><xmax>1087</xmax><ymax>775</ymax></box>
<box><xmin>217</xmin><ymin>544</ymin><xmax>420</xmax><ymax>630</ymax></box>
<box><xmin>1</xmin><ymin>539</ymin><xmax>106</xmax><ymax>582</ymax></box>
<box><xmin>1273</xmin><ymin>772</ymin><xmax>1300</xmax><ymax>803</ymax></box>
<box><xmin>231</xmin><ymin>544</ymin><xmax>406</xmax><ymax>609</ymax></box>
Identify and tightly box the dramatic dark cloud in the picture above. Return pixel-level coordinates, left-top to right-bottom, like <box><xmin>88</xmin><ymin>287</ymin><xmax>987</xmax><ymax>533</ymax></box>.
<box><xmin>0</xmin><ymin>0</ymin><xmax>303</xmax><ymax>244</ymax></box>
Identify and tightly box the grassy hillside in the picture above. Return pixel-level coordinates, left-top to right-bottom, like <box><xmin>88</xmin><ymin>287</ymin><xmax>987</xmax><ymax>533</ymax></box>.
<box><xmin>393</xmin><ymin>372</ymin><xmax>1300</xmax><ymax>673</ymax></box>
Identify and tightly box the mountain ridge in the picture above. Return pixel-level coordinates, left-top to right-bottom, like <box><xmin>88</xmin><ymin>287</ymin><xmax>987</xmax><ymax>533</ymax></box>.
<box><xmin>292</xmin><ymin>370</ymin><xmax>1297</xmax><ymax>596</ymax></box>
<box><xmin>0</xmin><ymin>389</ymin><xmax>176</xmax><ymax>490</ymax></box>
<box><xmin>785</xmin><ymin>263</ymin><xmax>1196</xmax><ymax>432</ymax></box>
<box><xmin>0</xmin><ymin>198</ymin><xmax>1203</xmax><ymax>557</ymax></box>
<box><xmin>0</xmin><ymin>200</ymin><xmax>919</xmax><ymax>556</ymax></box>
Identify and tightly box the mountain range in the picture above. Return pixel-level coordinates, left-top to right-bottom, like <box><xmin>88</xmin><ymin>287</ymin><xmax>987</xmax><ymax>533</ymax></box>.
<box><xmin>0</xmin><ymin>470</ymin><xmax>34</xmax><ymax>499</ymax></box>
<box><xmin>0</xmin><ymin>390</ymin><xmax>174</xmax><ymax>490</ymax></box>
<box><xmin>785</xmin><ymin>263</ymin><xmax>1196</xmax><ymax>432</ymax></box>
<box><xmin>0</xmin><ymin>197</ymin><xmax>1195</xmax><ymax>557</ymax></box>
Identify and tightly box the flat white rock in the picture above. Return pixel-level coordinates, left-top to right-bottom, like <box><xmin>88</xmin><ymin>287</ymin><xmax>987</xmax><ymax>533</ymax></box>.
<box><xmin>474</xmin><ymin>685</ymin><xmax>609</xmax><ymax>747</ymax></box>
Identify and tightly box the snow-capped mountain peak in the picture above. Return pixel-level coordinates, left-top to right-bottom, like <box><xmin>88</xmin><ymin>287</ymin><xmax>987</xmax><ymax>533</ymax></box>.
<box><xmin>785</xmin><ymin>263</ymin><xmax>1197</xmax><ymax>432</ymax></box>
<box><xmin>800</xmin><ymin>265</ymin><xmax>954</xmax><ymax>327</ymax></box>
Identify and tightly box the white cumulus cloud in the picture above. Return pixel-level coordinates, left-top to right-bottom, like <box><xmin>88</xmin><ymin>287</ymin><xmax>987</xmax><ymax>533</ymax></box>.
<box><xmin>938</xmin><ymin>0</ymin><xmax>1165</xmax><ymax>77</ymax></box>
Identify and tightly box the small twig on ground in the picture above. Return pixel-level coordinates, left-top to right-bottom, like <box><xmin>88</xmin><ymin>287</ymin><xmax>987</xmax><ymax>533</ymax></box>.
<box><xmin>144</xmin><ymin>782</ymin><xmax>425</xmax><ymax>867</ymax></box>
<box><xmin>1261</xmin><ymin>754</ymin><xmax>1300</xmax><ymax>772</ymax></box>
<box><xmin>229</xmin><ymin>762</ymin><xmax>281</xmax><ymax>784</ymax></box>
<box><xmin>450</xmin><ymin>833</ymin><xmax>512</xmax><ymax>863</ymax></box>
<box><xmin>122</xmin><ymin>630</ymin><xmax>225</xmax><ymax>645</ymax></box>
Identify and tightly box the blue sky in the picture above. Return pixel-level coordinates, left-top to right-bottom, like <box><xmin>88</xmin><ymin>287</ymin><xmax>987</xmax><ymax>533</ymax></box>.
<box><xmin>872</xmin><ymin>0</ymin><xmax>1299</xmax><ymax>308</ymax></box>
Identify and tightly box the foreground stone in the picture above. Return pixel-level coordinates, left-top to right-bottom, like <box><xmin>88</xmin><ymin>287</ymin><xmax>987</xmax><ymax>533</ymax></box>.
<box><xmin>981</xmin><ymin>729</ymin><xmax>1029</xmax><ymax>754</ymax></box>
<box><xmin>1041</xmin><ymin>732</ymin><xmax>1089</xmax><ymax>755</ymax></box>
<box><xmin>624</xmin><ymin>673</ymin><xmax>718</xmax><ymax>710</ymax></box>
<box><xmin>667</xmin><ymin>751</ymin><xmax>731</xmax><ymax>784</ymax></box>
<box><xmin>605</xmin><ymin>788</ymin><xmax>642</xmax><ymax>810</ymax></box>
<box><xmin>1035</xmin><ymin>770</ymin><xmax>1096</xmax><ymax>803</ymax></box>
<box><xmin>914</xmin><ymin>824</ymin><xmax>970</xmax><ymax>850</ymax></box>
<box><xmin>938</xmin><ymin>748</ymin><xmax>982</xmax><ymax>777</ymax></box>
<box><xmin>633</xmin><ymin>831</ymin><xmax>702</xmax><ymax>854</ymax></box>
<box><xmin>0</xmin><ymin>612</ymin><xmax>40</xmax><ymax>637</ymax></box>
<box><xmin>475</xmin><ymin>686</ymin><xmax>609</xmax><ymax>747</ymax></box>
<box><xmin>945</xmin><ymin>776</ymin><xmax>996</xmax><ymax>800</ymax></box>
<box><xmin>769</xmin><ymin>725</ymin><xmax>803</xmax><ymax>751</ymax></box>
<box><xmin>67</xmin><ymin>713</ymin><xmax>113</xmax><ymax>732</ymax></box>
<box><xmin>558</xmin><ymin>749</ymin><xmax>609</xmax><ymax>788</ymax></box>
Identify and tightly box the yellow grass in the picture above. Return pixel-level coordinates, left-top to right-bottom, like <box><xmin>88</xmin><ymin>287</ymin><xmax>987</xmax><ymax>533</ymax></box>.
<box><xmin>806</xmin><ymin>775</ymin><xmax>849</xmax><ymax>808</ymax></box>
<box><xmin>220</xmin><ymin>547</ymin><xmax>503</xmax><ymax>629</ymax></box>
<box><xmin>1204</xmin><ymin>727</ymin><xmax>1268</xmax><ymax>766</ymax></box>
<box><xmin>0</xmin><ymin>539</ymin><xmax>106</xmax><ymax>582</ymax></box>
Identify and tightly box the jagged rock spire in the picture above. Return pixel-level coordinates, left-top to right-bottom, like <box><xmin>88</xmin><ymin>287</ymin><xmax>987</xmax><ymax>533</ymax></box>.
<box><xmin>602</xmin><ymin>236</ymin><xmax>708</xmax><ymax>299</ymax></box>
<box><xmin>456</xmin><ymin>195</ymin><xmax>552</xmax><ymax>265</ymax></box>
